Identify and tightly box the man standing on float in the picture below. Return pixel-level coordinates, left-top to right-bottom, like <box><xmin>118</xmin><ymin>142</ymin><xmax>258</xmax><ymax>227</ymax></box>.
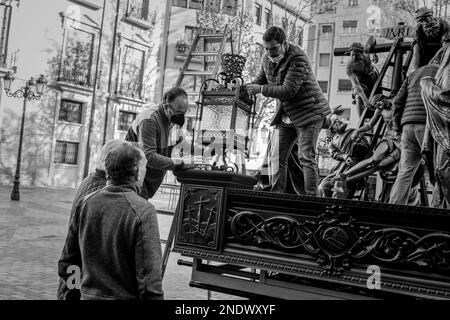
<box><xmin>246</xmin><ymin>26</ymin><xmax>331</xmax><ymax>196</ymax></box>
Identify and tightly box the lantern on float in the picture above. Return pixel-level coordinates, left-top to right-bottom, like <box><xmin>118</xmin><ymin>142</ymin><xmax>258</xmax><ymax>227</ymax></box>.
<box><xmin>194</xmin><ymin>53</ymin><xmax>256</xmax><ymax>174</ymax></box>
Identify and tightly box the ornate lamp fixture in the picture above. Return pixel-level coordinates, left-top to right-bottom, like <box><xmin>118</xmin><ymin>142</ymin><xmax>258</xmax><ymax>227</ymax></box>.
<box><xmin>2</xmin><ymin>72</ymin><xmax>47</xmax><ymax>200</ymax></box>
<box><xmin>194</xmin><ymin>53</ymin><xmax>256</xmax><ymax>174</ymax></box>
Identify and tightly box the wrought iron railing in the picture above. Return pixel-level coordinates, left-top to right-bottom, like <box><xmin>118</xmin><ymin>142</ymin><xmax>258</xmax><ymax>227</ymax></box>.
<box><xmin>50</xmin><ymin>60</ymin><xmax>92</xmax><ymax>88</ymax></box>
<box><xmin>117</xmin><ymin>80</ymin><xmax>143</xmax><ymax>100</ymax></box>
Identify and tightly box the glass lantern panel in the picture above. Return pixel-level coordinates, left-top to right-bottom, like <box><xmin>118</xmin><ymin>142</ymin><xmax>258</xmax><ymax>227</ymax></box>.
<box><xmin>235</xmin><ymin>107</ymin><xmax>250</xmax><ymax>132</ymax></box>
<box><xmin>201</xmin><ymin>104</ymin><xmax>233</xmax><ymax>131</ymax></box>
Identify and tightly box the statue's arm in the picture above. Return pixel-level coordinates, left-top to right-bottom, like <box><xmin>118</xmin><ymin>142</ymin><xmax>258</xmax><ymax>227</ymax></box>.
<box><xmin>329</xmin><ymin>141</ymin><xmax>349</xmax><ymax>162</ymax></box>
<box><xmin>357</xmin><ymin>110</ymin><xmax>381</xmax><ymax>135</ymax></box>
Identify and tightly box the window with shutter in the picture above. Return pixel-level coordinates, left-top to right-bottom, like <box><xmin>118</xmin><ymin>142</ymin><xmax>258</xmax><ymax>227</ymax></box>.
<box><xmin>343</xmin><ymin>20</ymin><xmax>358</xmax><ymax>34</ymax></box>
<box><xmin>118</xmin><ymin>45</ymin><xmax>145</xmax><ymax>99</ymax></box>
<box><xmin>118</xmin><ymin>111</ymin><xmax>137</xmax><ymax>131</ymax></box>
<box><xmin>54</xmin><ymin>141</ymin><xmax>79</xmax><ymax>165</ymax></box>
<box><xmin>59</xmin><ymin>100</ymin><xmax>83</xmax><ymax>124</ymax></box>
<box><xmin>321</xmin><ymin>25</ymin><xmax>333</xmax><ymax>39</ymax></box>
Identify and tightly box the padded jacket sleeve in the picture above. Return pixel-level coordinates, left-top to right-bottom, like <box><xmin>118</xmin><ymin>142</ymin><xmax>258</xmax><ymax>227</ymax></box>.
<box><xmin>261</xmin><ymin>55</ymin><xmax>306</xmax><ymax>99</ymax></box>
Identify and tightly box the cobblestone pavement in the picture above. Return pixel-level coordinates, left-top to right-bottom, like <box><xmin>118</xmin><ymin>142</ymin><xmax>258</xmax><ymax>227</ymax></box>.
<box><xmin>0</xmin><ymin>185</ymin><xmax>241</xmax><ymax>300</ymax></box>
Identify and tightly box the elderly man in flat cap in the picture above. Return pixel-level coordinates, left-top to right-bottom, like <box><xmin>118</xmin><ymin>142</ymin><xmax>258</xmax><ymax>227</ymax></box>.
<box><xmin>413</xmin><ymin>7</ymin><xmax>450</xmax><ymax>70</ymax></box>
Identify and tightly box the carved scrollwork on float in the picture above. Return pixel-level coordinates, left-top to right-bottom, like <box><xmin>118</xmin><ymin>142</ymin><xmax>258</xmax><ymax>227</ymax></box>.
<box><xmin>230</xmin><ymin>210</ymin><xmax>315</xmax><ymax>251</ymax></box>
<box><xmin>353</xmin><ymin>229</ymin><xmax>450</xmax><ymax>272</ymax></box>
<box><xmin>312</xmin><ymin>206</ymin><xmax>360</xmax><ymax>275</ymax></box>
<box><xmin>228</xmin><ymin>205</ymin><xmax>450</xmax><ymax>276</ymax></box>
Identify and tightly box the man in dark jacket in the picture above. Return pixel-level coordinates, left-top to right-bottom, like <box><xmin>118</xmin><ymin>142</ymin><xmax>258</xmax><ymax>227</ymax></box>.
<box><xmin>135</xmin><ymin>87</ymin><xmax>194</xmax><ymax>200</ymax></box>
<box><xmin>247</xmin><ymin>26</ymin><xmax>331</xmax><ymax>196</ymax></box>
<box><xmin>389</xmin><ymin>63</ymin><xmax>439</xmax><ymax>205</ymax></box>
<box><xmin>58</xmin><ymin>141</ymin><xmax>164</xmax><ymax>300</ymax></box>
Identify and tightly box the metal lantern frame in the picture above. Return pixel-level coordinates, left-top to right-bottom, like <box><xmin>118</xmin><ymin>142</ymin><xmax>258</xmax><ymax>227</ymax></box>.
<box><xmin>192</xmin><ymin>75</ymin><xmax>256</xmax><ymax>174</ymax></box>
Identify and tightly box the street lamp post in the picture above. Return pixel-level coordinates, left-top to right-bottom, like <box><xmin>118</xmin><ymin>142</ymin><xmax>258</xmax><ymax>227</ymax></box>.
<box><xmin>2</xmin><ymin>72</ymin><xmax>47</xmax><ymax>201</ymax></box>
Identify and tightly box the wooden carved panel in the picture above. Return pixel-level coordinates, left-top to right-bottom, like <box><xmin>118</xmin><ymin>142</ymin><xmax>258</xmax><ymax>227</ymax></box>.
<box><xmin>175</xmin><ymin>185</ymin><xmax>224</xmax><ymax>251</ymax></box>
<box><xmin>228</xmin><ymin>205</ymin><xmax>450</xmax><ymax>276</ymax></box>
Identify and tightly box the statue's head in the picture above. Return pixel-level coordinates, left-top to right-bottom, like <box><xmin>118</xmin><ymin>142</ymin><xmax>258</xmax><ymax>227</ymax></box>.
<box><xmin>349</xmin><ymin>43</ymin><xmax>365</xmax><ymax>62</ymax></box>
<box><xmin>369</xmin><ymin>94</ymin><xmax>392</xmax><ymax>111</ymax></box>
<box><xmin>416</xmin><ymin>7</ymin><xmax>439</xmax><ymax>37</ymax></box>
<box><xmin>329</xmin><ymin>117</ymin><xmax>348</xmax><ymax>135</ymax></box>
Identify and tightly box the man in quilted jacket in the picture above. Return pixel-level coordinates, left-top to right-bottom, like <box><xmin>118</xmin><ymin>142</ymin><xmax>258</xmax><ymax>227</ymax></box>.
<box><xmin>247</xmin><ymin>26</ymin><xmax>331</xmax><ymax>196</ymax></box>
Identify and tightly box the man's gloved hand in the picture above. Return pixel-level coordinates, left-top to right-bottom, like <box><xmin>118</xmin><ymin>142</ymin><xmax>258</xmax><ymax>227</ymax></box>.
<box><xmin>246</xmin><ymin>84</ymin><xmax>262</xmax><ymax>96</ymax></box>
<box><xmin>173</xmin><ymin>159</ymin><xmax>185</xmax><ymax>171</ymax></box>
<box><xmin>174</xmin><ymin>159</ymin><xmax>198</xmax><ymax>171</ymax></box>
<box><xmin>181</xmin><ymin>163</ymin><xmax>198</xmax><ymax>170</ymax></box>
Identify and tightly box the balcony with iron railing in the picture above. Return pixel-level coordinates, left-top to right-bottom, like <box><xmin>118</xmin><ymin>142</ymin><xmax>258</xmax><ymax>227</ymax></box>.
<box><xmin>117</xmin><ymin>81</ymin><xmax>142</xmax><ymax>99</ymax></box>
<box><xmin>122</xmin><ymin>0</ymin><xmax>154</xmax><ymax>30</ymax></box>
<box><xmin>115</xmin><ymin>78</ymin><xmax>151</xmax><ymax>104</ymax></box>
<box><xmin>49</xmin><ymin>59</ymin><xmax>93</xmax><ymax>92</ymax></box>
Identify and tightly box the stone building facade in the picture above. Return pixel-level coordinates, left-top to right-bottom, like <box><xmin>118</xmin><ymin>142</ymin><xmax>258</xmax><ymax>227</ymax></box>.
<box><xmin>0</xmin><ymin>0</ymin><xmax>165</xmax><ymax>188</ymax></box>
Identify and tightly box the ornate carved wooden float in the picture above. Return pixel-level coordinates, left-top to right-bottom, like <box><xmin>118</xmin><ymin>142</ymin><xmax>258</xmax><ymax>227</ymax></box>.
<box><xmin>172</xmin><ymin>169</ymin><xmax>450</xmax><ymax>300</ymax></box>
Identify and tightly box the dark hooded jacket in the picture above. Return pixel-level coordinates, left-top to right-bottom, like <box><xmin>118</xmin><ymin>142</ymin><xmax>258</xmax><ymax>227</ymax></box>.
<box><xmin>254</xmin><ymin>43</ymin><xmax>331</xmax><ymax>128</ymax></box>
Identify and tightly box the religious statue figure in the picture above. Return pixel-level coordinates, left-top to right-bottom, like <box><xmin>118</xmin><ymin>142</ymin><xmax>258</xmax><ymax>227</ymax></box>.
<box><xmin>345</xmin><ymin>37</ymin><xmax>380</xmax><ymax>117</ymax></box>
<box><xmin>421</xmin><ymin>42</ymin><xmax>450</xmax><ymax>209</ymax></box>
<box><xmin>337</xmin><ymin>95</ymin><xmax>421</xmax><ymax>204</ymax></box>
<box><xmin>413</xmin><ymin>7</ymin><xmax>450</xmax><ymax>70</ymax></box>
<box><xmin>318</xmin><ymin>116</ymin><xmax>371</xmax><ymax>199</ymax></box>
